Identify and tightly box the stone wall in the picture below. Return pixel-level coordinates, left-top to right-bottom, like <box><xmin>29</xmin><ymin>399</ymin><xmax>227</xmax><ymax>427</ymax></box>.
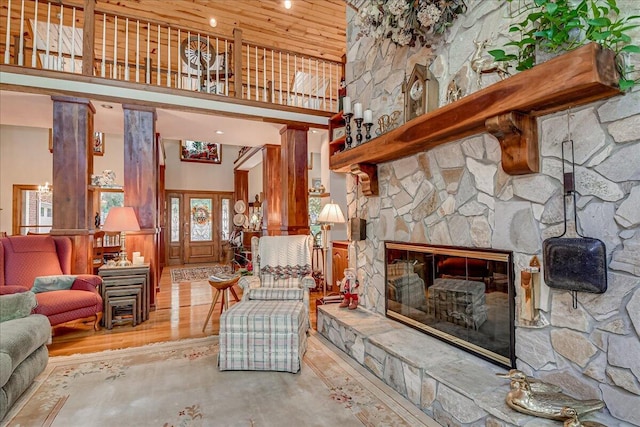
<box><xmin>343</xmin><ymin>0</ymin><xmax>640</xmax><ymax>424</ymax></box>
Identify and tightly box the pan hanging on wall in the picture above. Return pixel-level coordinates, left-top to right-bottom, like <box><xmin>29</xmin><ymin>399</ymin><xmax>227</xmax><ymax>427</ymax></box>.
<box><xmin>542</xmin><ymin>132</ymin><xmax>607</xmax><ymax>308</ymax></box>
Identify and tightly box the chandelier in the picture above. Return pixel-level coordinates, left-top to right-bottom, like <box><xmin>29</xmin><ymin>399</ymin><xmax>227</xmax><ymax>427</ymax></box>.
<box><xmin>38</xmin><ymin>182</ymin><xmax>51</xmax><ymax>195</ymax></box>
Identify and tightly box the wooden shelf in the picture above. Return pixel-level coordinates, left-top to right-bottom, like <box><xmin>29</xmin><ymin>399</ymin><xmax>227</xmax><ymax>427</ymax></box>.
<box><xmin>329</xmin><ymin>43</ymin><xmax>621</xmax><ymax>195</ymax></box>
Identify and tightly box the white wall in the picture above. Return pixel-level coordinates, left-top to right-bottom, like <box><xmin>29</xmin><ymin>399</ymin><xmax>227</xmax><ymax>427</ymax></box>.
<box><xmin>0</xmin><ymin>125</ymin><xmax>52</xmax><ymax>233</ymax></box>
<box><xmin>248</xmin><ymin>160</ymin><xmax>263</xmax><ymax>201</ymax></box>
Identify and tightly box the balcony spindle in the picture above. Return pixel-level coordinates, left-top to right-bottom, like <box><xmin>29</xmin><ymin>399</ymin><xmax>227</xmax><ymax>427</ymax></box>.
<box><xmin>100</xmin><ymin>14</ymin><xmax>106</xmax><ymax>77</ymax></box>
<box><xmin>57</xmin><ymin>6</ymin><xmax>63</xmax><ymax>71</ymax></box>
<box><xmin>224</xmin><ymin>39</ymin><xmax>228</xmax><ymax>96</ymax></box>
<box><xmin>167</xmin><ymin>27</ymin><xmax>171</xmax><ymax>87</ymax></box>
<box><xmin>176</xmin><ymin>28</ymin><xmax>181</xmax><ymax>88</ymax></box>
<box><xmin>113</xmin><ymin>16</ymin><xmax>118</xmax><ymax>78</ymax></box>
<box><xmin>287</xmin><ymin>53</ymin><xmax>290</xmax><ymax>106</ymax></box>
<box><xmin>186</xmin><ymin>31</ymin><xmax>191</xmax><ymax>86</ymax></box>
<box><xmin>31</xmin><ymin>0</ymin><xmax>38</xmax><ymax>67</ymax></box>
<box><xmin>254</xmin><ymin>45</ymin><xmax>258</xmax><ymax>101</ymax></box>
<box><xmin>4</xmin><ymin>0</ymin><xmax>11</xmax><ymax>64</ymax></box>
<box><xmin>145</xmin><ymin>23</ymin><xmax>150</xmax><ymax>84</ymax></box>
<box><xmin>156</xmin><ymin>24</ymin><xmax>161</xmax><ymax>86</ymax></box>
<box><xmin>18</xmin><ymin>0</ymin><xmax>25</xmax><ymax>66</ymax></box>
<box><xmin>45</xmin><ymin>4</ymin><xmax>51</xmax><ymax>69</ymax></box>
<box><xmin>246</xmin><ymin>44</ymin><xmax>250</xmax><ymax>100</ymax></box>
<box><xmin>136</xmin><ymin>20</ymin><xmax>140</xmax><ymax>82</ymax></box>
<box><xmin>196</xmin><ymin>33</ymin><xmax>201</xmax><ymax>91</ymax></box>
<box><xmin>124</xmin><ymin>18</ymin><xmax>129</xmax><ymax>81</ymax></box>
<box><xmin>263</xmin><ymin>48</ymin><xmax>267</xmax><ymax>102</ymax></box>
<box><xmin>279</xmin><ymin>52</ymin><xmax>282</xmax><ymax>105</ymax></box>
<box><xmin>271</xmin><ymin>50</ymin><xmax>275</xmax><ymax>104</ymax></box>
<box><xmin>70</xmin><ymin>7</ymin><xmax>76</xmax><ymax>73</ymax></box>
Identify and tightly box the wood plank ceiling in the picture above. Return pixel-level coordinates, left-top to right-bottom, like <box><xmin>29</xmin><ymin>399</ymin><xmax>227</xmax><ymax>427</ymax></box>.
<box><xmin>92</xmin><ymin>0</ymin><xmax>347</xmax><ymax>63</ymax></box>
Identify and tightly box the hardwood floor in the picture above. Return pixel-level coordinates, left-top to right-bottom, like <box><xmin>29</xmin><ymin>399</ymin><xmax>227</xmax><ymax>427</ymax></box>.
<box><xmin>48</xmin><ymin>266</ymin><xmax>323</xmax><ymax>357</ymax></box>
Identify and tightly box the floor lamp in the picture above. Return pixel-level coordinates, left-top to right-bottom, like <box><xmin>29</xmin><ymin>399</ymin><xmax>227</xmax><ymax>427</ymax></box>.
<box><xmin>317</xmin><ymin>200</ymin><xmax>346</xmax><ymax>302</ymax></box>
<box><xmin>103</xmin><ymin>206</ymin><xmax>141</xmax><ymax>267</ymax></box>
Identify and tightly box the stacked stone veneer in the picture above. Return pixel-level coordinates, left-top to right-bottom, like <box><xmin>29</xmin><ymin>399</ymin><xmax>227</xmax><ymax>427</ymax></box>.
<box><xmin>330</xmin><ymin>1</ymin><xmax>640</xmax><ymax>425</ymax></box>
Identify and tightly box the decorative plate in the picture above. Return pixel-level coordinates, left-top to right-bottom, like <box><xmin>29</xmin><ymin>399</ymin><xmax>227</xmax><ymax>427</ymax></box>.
<box><xmin>234</xmin><ymin>200</ymin><xmax>246</xmax><ymax>214</ymax></box>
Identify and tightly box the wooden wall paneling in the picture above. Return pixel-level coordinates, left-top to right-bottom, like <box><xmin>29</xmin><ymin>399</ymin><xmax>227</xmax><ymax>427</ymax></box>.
<box><xmin>262</xmin><ymin>144</ymin><xmax>281</xmax><ymax>236</ymax></box>
<box><xmin>122</xmin><ymin>104</ymin><xmax>159</xmax><ymax>306</ymax></box>
<box><xmin>279</xmin><ymin>124</ymin><xmax>309</xmax><ymax>235</ymax></box>
<box><xmin>50</xmin><ymin>95</ymin><xmax>95</xmax><ymax>274</ymax></box>
<box><xmin>234</xmin><ymin>169</ymin><xmax>249</xmax><ymax>209</ymax></box>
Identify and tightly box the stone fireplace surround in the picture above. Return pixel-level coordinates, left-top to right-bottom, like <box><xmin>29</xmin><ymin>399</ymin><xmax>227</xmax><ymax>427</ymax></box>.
<box><xmin>339</xmin><ymin>2</ymin><xmax>640</xmax><ymax>425</ymax></box>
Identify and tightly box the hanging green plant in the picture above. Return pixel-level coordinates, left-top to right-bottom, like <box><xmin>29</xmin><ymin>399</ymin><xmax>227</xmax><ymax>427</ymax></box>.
<box><xmin>488</xmin><ymin>0</ymin><xmax>640</xmax><ymax>90</ymax></box>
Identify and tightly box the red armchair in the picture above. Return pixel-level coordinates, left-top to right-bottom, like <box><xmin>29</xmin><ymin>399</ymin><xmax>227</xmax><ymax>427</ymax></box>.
<box><xmin>0</xmin><ymin>235</ymin><xmax>103</xmax><ymax>329</ymax></box>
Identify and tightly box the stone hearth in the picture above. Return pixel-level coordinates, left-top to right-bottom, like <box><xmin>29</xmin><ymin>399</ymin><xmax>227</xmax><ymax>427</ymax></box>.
<box><xmin>318</xmin><ymin>304</ymin><xmax>624</xmax><ymax>426</ymax></box>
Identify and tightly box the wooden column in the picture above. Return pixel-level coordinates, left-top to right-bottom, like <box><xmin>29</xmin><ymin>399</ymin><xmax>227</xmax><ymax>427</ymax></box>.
<box><xmin>50</xmin><ymin>96</ymin><xmax>95</xmax><ymax>274</ymax></box>
<box><xmin>122</xmin><ymin>104</ymin><xmax>159</xmax><ymax>307</ymax></box>
<box><xmin>262</xmin><ymin>144</ymin><xmax>281</xmax><ymax>236</ymax></box>
<box><xmin>279</xmin><ymin>125</ymin><xmax>309</xmax><ymax>235</ymax></box>
<box><xmin>234</xmin><ymin>169</ymin><xmax>249</xmax><ymax>209</ymax></box>
<box><xmin>82</xmin><ymin>0</ymin><xmax>96</xmax><ymax>76</ymax></box>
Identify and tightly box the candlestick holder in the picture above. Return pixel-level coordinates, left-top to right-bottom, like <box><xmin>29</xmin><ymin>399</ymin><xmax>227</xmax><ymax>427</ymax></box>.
<box><xmin>344</xmin><ymin>112</ymin><xmax>354</xmax><ymax>149</ymax></box>
<box><xmin>364</xmin><ymin>123</ymin><xmax>373</xmax><ymax>140</ymax></box>
<box><xmin>355</xmin><ymin>118</ymin><xmax>363</xmax><ymax>146</ymax></box>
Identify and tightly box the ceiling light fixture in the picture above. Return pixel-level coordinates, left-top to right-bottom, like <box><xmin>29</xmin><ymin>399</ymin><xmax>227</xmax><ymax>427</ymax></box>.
<box><xmin>284</xmin><ymin>0</ymin><xmax>292</xmax><ymax>10</ymax></box>
<box><xmin>215</xmin><ymin>130</ymin><xmax>224</xmax><ymax>135</ymax></box>
<box><xmin>209</xmin><ymin>17</ymin><xmax>217</xmax><ymax>28</ymax></box>
<box><xmin>100</xmin><ymin>104</ymin><xmax>113</xmax><ymax>109</ymax></box>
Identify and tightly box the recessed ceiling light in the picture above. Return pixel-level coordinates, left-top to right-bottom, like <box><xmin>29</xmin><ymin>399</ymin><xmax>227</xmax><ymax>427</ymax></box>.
<box><xmin>215</xmin><ymin>130</ymin><xmax>224</xmax><ymax>135</ymax></box>
<box><xmin>311</xmin><ymin>129</ymin><xmax>318</xmax><ymax>133</ymax></box>
<box><xmin>284</xmin><ymin>0</ymin><xmax>292</xmax><ymax>10</ymax></box>
<box><xmin>100</xmin><ymin>104</ymin><xmax>113</xmax><ymax>109</ymax></box>
<box><xmin>209</xmin><ymin>17</ymin><xmax>217</xmax><ymax>27</ymax></box>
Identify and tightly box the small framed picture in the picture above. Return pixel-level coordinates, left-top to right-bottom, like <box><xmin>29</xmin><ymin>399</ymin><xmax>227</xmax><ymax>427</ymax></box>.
<box><xmin>308</xmin><ymin>152</ymin><xmax>313</xmax><ymax>170</ymax></box>
<box><xmin>180</xmin><ymin>140</ymin><xmax>221</xmax><ymax>164</ymax></box>
<box><xmin>93</xmin><ymin>132</ymin><xmax>105</xmax><ymax>156</ymax></box>
<box><xmin>333</xmin><ymin>126</ymin><xmax>346</xmax><ymax>140</ymax></box>
<box><xmin>48</xmin><ymin>128</ymin><xmax>53</xmax><ymax>153</ymax></box>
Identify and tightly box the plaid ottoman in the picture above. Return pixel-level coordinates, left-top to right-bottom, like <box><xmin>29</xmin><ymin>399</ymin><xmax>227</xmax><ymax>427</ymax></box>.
<box><xmin>218</xmin><ymin>300</ymin><xmax>308</xmax><ymax>373</ymax></box>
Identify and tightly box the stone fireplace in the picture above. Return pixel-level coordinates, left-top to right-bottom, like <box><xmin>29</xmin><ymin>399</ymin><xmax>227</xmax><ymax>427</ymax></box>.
<box><xmin>384</xmin><ymin>242</ymin><xmax>515</xmax><ymax>368</ymax></box>
<box><xmin>334</xmin><ymin>1</ymin><xmax>640</xmax><ymax>425</ymax></box>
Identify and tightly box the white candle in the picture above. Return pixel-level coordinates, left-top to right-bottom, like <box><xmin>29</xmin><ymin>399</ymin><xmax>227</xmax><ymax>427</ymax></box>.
<box><xmin>343</xmin><ymin>96</ymin><xmax>351</xmax><ymax>114</ymax></box>
<box><xmin>364</xmin><ymin>109</ymin><xmax>373</xmax><ymax>124</ymax></box>
<box><xmin>354</xmin><ymin>102</ymin><xmax>363</xmax><ymax>119</ymax></box>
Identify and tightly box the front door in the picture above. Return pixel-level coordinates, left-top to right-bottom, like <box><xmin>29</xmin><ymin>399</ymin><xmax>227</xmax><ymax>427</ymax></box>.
<box><xmin>166</xmin><ymin>191</ymin><xmax>233</xmax><ymax>265</ymax></box>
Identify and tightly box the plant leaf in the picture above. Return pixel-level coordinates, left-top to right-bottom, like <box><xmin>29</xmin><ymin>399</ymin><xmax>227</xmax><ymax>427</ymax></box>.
<box><xmin>621</xmin><ymin>45</ymin><xmax>640</xmax><ymax>53</ymax></box>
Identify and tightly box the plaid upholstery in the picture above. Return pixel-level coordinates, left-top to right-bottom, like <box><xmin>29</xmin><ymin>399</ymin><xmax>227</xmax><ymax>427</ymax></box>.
<box><xmin>247</xmin><ymin>288</ymin><xmax>304</xmax><ymax>301</ymax></box>
<box><xmin>218</xmin><ymin>300</ymin><xmax>307</xmax><ymax>373</ymax></box>
<box><xmin>219</xmin><ymin>236</ymin><xmax>314</xmax><ymax>373</ymax></box>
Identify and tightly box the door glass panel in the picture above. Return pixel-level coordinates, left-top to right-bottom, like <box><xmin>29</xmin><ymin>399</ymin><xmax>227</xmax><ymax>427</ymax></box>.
<box><xmin>221</xmin><ymin>198</ymin><xmax>230</xmax><ymax>240</ymax></box>
<box><xmin>190</xmin><ymin>198</ymin><xmax>212</xmax><ymax>241</ymax></box>
<box><xmin>170</xmin><ymin>197</ymin><xmax>180</xmax><ymax>243</ymax></box>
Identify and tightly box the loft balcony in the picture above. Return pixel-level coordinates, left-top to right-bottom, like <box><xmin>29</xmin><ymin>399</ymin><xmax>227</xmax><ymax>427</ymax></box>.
<box><xmin>0</xmin><ymin>0</ymin><xmax>344</xmax><ymax>125</ymax></box>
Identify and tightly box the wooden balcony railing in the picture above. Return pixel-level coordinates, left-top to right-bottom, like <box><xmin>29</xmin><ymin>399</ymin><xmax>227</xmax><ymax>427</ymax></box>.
<box><xmin>0</xmin><ymin>0</ymin><xmax>343</xmax><ymax>113</ymax></box>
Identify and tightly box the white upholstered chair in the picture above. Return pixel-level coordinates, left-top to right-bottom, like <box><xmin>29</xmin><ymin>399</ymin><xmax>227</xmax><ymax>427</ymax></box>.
<box><xmin>218</xmin><ymin>235</ymin><xmax>314</xmax><ymax>373</ymax></box>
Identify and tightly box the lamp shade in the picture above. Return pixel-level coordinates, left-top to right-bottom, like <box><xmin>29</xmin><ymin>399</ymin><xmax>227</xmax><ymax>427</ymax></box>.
<box><xmin>102</xmin><ymin>207</ymin><xmax>141</xmax><ymax>232</ymax></box>
<box><xmin>318</xmin><ymin>201</ymin><xmax>345</xmax><ymax>224</ymax></box>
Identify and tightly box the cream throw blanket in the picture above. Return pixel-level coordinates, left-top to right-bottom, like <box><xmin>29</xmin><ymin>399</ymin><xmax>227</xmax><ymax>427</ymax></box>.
<box><xmin>258</xmin><ymin>235</ymin><xmax>312</xmax><ymax>279</ymax></box>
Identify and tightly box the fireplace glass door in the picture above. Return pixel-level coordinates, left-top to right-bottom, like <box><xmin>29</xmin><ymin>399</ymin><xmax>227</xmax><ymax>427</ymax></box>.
<box><xmin>385</xmin><ymin>242</ymin><xmax>515</xmax><ymax>368</ymax></box>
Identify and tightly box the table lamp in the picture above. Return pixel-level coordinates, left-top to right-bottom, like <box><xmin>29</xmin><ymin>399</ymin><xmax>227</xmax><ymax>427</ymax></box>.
<box><xmin>102</xmin><ymin>206</ymin><xmax>141</xmax><ymax>267</ymax></box>
<box><xmin>317</xmin><ymin>200</ymin><xmax>346</xmax><ymax>299</ymax></box>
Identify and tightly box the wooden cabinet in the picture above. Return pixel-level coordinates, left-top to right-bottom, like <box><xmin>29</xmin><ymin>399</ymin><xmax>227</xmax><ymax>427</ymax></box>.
<box><xmin>331</xmin><ymin>240</ymin><xmax>349</xmax><ymax>291</ymax></box>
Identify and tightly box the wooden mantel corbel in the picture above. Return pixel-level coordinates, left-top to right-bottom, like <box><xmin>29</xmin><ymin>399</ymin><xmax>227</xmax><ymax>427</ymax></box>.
<box><xmin>350</xmin><ymin>163</ymin><xmax>379</xmax><ymax>196</ymax></box>
<box><xmin>330</xmin><ymin>43</ymin><xmax>621</xmax><ymax>183</ymax></box>
<box><xmin>486</xmin><ymin>112</ymin><xmax>539</xmax><ymax>174</ymax></box>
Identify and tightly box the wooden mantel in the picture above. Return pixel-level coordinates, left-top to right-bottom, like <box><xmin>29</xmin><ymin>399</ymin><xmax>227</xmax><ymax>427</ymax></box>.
<box><xmin>330</xmin><ymin>43</ymin><xmax>622</xmax><ymax>195</ymax></box>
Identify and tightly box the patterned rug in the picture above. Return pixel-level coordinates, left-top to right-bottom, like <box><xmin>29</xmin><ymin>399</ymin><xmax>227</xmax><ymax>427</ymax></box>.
<box><xmin>4</xmin><ymin>334</ymin><xmax>438</xmax><ymax>427</ymax></box>
<box><xmin>169</xmin><ymin>265</ymin><xmax>231</xmax><ymax>283</ymax></box>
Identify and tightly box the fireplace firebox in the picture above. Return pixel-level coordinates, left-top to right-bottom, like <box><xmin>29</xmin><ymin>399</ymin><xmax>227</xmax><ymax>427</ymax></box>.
<box><xmin>385</xmin><ymin>242</ymin><xmax>515</xmax><ymax>368</ymax></box>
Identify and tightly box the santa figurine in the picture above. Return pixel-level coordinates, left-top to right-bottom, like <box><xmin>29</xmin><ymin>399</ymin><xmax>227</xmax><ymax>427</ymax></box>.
<box><xmin>339</xmin><ymin>267</ymin><xmax>359</xmax><ymax>310</ymax></box>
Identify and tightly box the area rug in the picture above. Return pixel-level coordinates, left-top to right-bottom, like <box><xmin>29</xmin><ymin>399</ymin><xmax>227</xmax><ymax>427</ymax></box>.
<box><xmin>169</xmin><ymin>265</ymin><xmax>231</xmax><ymax>283</ymax></box>
<box><xmin>3</xmin><ymin>334</ymin><xmax>437</xmax><ymax>427</ymax></box>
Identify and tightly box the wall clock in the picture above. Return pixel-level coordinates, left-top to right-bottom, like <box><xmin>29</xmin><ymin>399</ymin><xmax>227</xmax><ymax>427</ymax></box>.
<box><xmin>403</xmin><ymin>63</ymin><xmax>439</xmax><ymax>123</ymax></box>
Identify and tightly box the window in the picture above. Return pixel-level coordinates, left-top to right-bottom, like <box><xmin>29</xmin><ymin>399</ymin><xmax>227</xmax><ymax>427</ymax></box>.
<box><xmin>13</xmin><ymin>185</ymin><xmax>52</xmax><ymax>235</ymax></box>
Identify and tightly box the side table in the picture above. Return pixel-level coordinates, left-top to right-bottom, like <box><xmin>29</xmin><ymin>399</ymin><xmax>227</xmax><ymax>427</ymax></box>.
<box><xmin>99</xmin><ymin>264</ymin><xmax>150</xmax><ymax>329</ymax></box>
<box><xmin>202</xmin><ymin>274</ymin><xmax>240</xmax><ymax>332</ymax></box>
